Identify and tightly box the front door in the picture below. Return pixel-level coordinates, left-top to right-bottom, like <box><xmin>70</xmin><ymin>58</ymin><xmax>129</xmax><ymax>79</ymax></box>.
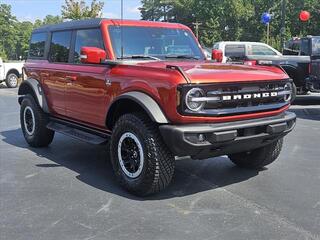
<box><xmin>65</xmin><ymin>28</ymin><xmax>110</xmax><ymax>127</ymax></box>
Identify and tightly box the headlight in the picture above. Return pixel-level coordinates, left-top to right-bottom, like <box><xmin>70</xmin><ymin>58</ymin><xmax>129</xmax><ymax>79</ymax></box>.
<box><xmin>185</xmin><ymin>88</ymin><xmax>206</xmax><ymax>112</ymax></box>
<box><xmin>283</xmin><ymin>82</ymin><xmax>292</xmax><ymax>102</ymax></box>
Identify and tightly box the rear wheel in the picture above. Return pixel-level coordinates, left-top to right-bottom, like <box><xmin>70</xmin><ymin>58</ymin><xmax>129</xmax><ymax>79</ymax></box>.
<box><xmin>20</xmin><ymin>95</ymin><xmax>54</xmax><ymax>147</ymax></box>
<box><xmin>228</xmin><ymin>138</ymin><xmax>283</xmax><ymax>169</ymax></box>
<box><xmin>110</xmin><ymin>113</ymin><xmax>175</xmax><ymax>196</ymax></box>
<box><xmin>5</xmin><ymin>73</ymin><xmax>19</xmax><ymax>88</ymax></box>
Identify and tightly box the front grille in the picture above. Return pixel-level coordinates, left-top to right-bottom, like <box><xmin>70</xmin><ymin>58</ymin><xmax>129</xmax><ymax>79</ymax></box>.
<box><xmin>180</xmin><ymin>80</ymin><xmax>291</xmax><ymax>117</ymax></box>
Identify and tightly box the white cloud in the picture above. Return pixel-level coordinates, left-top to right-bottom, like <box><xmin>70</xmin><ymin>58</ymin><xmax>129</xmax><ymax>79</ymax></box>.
<box><xmin>126</xmin><ymin>5</ymin><xmax>141</xmax><ymax>14</ymax></box>
<box><xmin>103</xmin><ymin>12</ymin><xmax>119</xmax><ymax>19</ymax></box>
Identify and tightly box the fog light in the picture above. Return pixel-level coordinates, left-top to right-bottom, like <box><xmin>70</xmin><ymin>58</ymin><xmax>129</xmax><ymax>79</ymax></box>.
<box><xmin>185</xmin><ymin>133</ymin><xmax>207</xmax><ymax>144</ymax></box>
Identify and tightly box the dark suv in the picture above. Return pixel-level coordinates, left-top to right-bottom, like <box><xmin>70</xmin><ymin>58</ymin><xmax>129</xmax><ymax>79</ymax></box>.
<box><xmin>19</xmin><ymin>19</ymin><xmax>296</xmax><ymax>196</ymax></box>
<box><xmin>283</xmin><ymin>36</ymin><xmax>320</xmax><ymax>92</ymax></box>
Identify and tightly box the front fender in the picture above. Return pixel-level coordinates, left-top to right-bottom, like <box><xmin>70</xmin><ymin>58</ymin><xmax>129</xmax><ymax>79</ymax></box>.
<box><xmin>107</xmin><ymin>91</ymin><xmax>169</xmax><ymax>124</ymax></box>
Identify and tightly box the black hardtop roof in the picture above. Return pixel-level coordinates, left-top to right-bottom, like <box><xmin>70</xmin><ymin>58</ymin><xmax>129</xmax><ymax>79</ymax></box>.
<box><xmin>32</xmin><ymin>18</ymin><xmax>104</xmax><ymax>33</ymax></box>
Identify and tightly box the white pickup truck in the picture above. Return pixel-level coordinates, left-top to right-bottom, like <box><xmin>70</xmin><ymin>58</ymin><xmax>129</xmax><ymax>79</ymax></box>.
<box><xmin>0</xmin><ymin>57</ymin><xmax>24</xmax><ymax>88</ymax></box>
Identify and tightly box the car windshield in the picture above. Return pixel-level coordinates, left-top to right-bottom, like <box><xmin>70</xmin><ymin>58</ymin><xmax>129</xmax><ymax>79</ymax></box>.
<box><xmin>311</xmin><ymin>37</ymin><xmax>320</xmax><ymax>56</ymax></box>
<box><xmin>108</xmin><ymin>26</ymin><xmax>205</xmax><ymax>60</ymax></box>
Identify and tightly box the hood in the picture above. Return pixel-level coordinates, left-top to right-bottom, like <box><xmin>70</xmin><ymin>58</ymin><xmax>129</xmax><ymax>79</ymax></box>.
<box><xmin>137</xmin><ymin>61</ymin><xmax>289</xmax><ymax>83</ymax></box>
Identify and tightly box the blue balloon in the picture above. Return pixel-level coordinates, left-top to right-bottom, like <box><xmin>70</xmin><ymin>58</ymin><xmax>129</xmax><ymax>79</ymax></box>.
<box><xmin>261</xmin><ymin>12</ymin><xmax>271</xmax><ymax>24</ymax></box>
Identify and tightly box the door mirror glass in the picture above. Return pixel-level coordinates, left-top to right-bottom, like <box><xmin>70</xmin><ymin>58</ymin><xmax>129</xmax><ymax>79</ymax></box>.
<box><xmin>80</xmin><ymin>47</ymin><xmax>106</xmax><ymax>64</ymax></box>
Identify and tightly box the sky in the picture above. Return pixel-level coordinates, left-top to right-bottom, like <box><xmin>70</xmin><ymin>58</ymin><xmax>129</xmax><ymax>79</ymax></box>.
<box><xmin>2</xmin><ymin>0</ymin><xmax>142</xmax><ymax>22</ymax></box>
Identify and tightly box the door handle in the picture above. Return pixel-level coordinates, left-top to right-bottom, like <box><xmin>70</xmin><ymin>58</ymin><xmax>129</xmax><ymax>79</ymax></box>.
<box><xmin>65</xmin><ymin>75</ymin><xmax>77</xmax><ymax>81</ymax></box>
<box><xmin>40</xmin><ymin>72</ymin><xmax>49</xmax><ymax>77</ymax></box>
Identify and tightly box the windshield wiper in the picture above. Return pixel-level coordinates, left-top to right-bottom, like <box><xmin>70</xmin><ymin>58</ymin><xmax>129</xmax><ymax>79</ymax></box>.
<box><xmin>117</xmin><ymin>55</ymin><xmax>160</xmax><ymax>60</ymax></box>
<box><xmin>165</xmin><ymin>55</ymin><xmax>200</xmax><ymax>60</ymax></box>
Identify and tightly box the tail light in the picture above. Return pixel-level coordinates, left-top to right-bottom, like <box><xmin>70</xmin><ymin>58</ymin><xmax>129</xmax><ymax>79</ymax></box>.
<box><xmin>308</xmin><ymin>63</ymin><xmax>312</xmax><ymax>74</ymax></box>
<box><xmin>244</xmin><ymin>60</ymin><xmax>257</xmax><ymax>66</ymax></box>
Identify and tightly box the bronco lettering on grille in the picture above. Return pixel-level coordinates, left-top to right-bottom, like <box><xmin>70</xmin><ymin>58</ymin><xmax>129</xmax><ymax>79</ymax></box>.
<box><xmin>222</xmin><ymin>92</ymin><xmax>278</xmax><ymax>101</ymax></box>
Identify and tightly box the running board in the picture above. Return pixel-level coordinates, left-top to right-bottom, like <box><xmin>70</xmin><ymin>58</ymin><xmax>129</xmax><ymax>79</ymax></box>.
<box><xmin>47</xmin><ymin>121</ymin><xmax>109</xmax><ymax>145</ymax></box>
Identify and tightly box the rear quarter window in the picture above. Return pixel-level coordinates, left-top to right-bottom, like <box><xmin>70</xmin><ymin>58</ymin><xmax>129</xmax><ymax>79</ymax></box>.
<box><xmin>225</xmin><ymin>44</ymin><xmax>246</xmax><ymax>58</ymax></box>
<box><xmin>49</xmin><ymin>31</ymin><xmax>72</xmax><ymax>63</ymax></box>
<box><xmin>29</xmin><ymin>32</ymin><xmax>47</xmax><ymax>58</ymax></box>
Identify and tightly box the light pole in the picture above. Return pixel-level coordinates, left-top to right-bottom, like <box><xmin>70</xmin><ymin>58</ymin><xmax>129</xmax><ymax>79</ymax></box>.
<box><xmin>192</xmin><ymin>21</ymin><xmax>202</xmax><ymax>40</ymax></box>
<box><xmin>280</xmin><ymin>0</ymin><xmax>286</xmax><ymax>50</ymax></box>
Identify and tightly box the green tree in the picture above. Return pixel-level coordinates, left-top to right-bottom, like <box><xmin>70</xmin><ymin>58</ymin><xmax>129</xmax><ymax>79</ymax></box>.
<box><xmin>33</xmin><ymin>15</ymin><xmax>63</xmax><ymax>28</ymax></box>
<box><xmin>0</xmin><ymin>4</ymin><xmax>18</xmax><ymax>60</ymax></box>
<box><xmin>15</xmin><ymin>21</ymin><xmax>34</xmax><ymax>59</ymax></box>
<box><xmin>140</xmin><ymin>0</ymin><xmax>320</xmax><ymax>50</ymax></box>
<box><xmin>61</xmin><ymin>0</ymin><xmax>104</xmax><ymax>20</ymax></box>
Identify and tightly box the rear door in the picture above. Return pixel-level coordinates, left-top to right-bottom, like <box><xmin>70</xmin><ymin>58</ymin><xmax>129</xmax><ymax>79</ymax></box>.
<box><xmin>65</xmin><ymin>28</ymin><xmax>110</xmax><ymax>127</ymax></box>
<box><xmin>43</xmin><ymin>30</ymin><xmax>72</xmax><ymax>116</ymax></box>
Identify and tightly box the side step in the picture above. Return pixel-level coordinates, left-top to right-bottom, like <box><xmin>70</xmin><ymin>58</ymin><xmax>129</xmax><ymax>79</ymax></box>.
<box><xmin>47</xmin><ymin>122</ymin><xmax>109</xmax><ymax>145</ymax></box>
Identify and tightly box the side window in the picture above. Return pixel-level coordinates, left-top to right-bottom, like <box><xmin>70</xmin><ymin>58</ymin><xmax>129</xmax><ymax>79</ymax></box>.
<box><xmin>49</xmin><ymin>31</ymin><xmax>72</xmax><ymax>63</ymax></box>
<box><xmin>74</xmin><ymin>28</ymin><xmax>104</xmax><ymax>63</ymax></box>
<box><xmin>225</xmin><ymin>45</ymin><xmax>245</xmax><ymax>58</ymax></box>
<box><xmin>213</xmin><ymin>43</ymin><xmax>219</xmax><ymax>50</ymax></box>
<box><xmin>29</xmin><ymin>32</ymin><xmax>47</xmax><ymax>58</ymax></box>
<box><xmin>300</xmin><ymin>39</ymin><xmax>310</xmax><ymax>56</ymax></box>
<box><xmin>250</xmin><ymin>45</ymin><xmax>277</xmax><ymax>55</ymax></box>
<box><xmin>311</xmin><ymin>38</ymin><xmax>320</xmax><ymax>56</ymax></box>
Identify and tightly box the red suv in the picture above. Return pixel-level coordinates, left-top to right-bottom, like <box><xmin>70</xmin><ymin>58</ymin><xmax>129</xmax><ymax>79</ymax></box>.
<box><xmin>19</xmin><ymin>19</ymin><xmax>296</xmax><ymax>196</ymax></box>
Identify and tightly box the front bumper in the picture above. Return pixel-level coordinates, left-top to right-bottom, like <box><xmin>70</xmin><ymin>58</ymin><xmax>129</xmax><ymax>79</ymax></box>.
<box><xmin>306</xmin><ymin>76</ymin><xmax>320</xmax><ymax>92</ymax></box>
<box><xmin>159</xmin><ymin>112</ymin><xmax>296</xmax><ymax>159</ymax></box>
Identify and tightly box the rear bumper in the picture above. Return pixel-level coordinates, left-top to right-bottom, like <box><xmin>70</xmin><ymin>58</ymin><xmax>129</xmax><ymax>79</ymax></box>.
<box><xmin>159</xmin><ymin>112</ymin><xmax>296</xmax><ymax>159</ymax></box>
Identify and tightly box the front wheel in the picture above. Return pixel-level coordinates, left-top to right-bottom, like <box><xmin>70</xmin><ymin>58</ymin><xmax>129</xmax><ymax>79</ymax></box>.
<box><xmin>5</xmin><ymin>73</ymin><xmax>19</xmax><ymax>88</ymax></box>
<box><xmin>110</xmin><ymin>113</ymin><xmax>175</xmax><ymax>196</ymax></box>
<box><xmin>20</xmin><ymin>95</ymin><xmax>55</xmax><ymax>147</ymax></box>
<box><xmin>228</xmin><ymin>138</ymin><xmax>283</xmax><ymax>169</ymax></box>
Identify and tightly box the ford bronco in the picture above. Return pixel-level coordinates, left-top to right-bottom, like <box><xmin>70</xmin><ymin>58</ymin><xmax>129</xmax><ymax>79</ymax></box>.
<box><xmin>19</xmin><ymin>19</ymin><xmax>296</xmax><ymax>196</ymax></box>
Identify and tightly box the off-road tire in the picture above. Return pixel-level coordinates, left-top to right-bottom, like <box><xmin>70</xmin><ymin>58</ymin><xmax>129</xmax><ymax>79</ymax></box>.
<box><xmin>110</xmin><ymin>113</ymin><xmax>175</xmax><ymax>196</ymax></box>
<box><xmin>228</xmin><ymin>138</ymin><xmax>283</xmax><ymax>169</ymax></box>
<box><xmin>20</xmin><ymin>94</ymin><xmax>54</xmax><ymax>147</ymax></box>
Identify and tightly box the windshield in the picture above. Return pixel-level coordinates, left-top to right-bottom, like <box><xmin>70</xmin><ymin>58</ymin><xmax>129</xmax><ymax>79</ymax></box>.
<box><xmin>108</xmin><ymin>26</ymin><xmax>205</xmax><ymax>60</ymax></box>
<box><xmin>312</xmin><ymin>37</ymin><xmax>320</xmax><ymax>56</ymax></box>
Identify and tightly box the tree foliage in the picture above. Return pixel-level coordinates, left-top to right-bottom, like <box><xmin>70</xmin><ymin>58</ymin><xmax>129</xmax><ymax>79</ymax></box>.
<box><xmin>0</xmin><ymin>4</ymin><xmax>17</xmax><ymax>60</ymax></box>
<box><xmin>61</xmin><ymin>0</ymin><xmax>104</xmax><ymax>20</ymax></box>
<box><xmin>140</xmin><ymin>0</ymin><xmax>320</xmax><ymax>49</ymax></box>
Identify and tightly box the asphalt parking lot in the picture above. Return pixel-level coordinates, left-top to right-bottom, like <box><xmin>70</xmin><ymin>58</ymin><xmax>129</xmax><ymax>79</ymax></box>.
<box><xmin>1</xmin><ymin>86</ymin><xmax>319</xmax><ymax>240</ymax></box>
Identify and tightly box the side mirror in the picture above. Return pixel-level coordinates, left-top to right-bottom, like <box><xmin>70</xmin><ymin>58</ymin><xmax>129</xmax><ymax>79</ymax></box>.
<box><xmin>212</xmin><ymin>49</ymin><xmax>223</xmax><ymax>62</ymax></box>
<box><xmin>80</xmin><ymin>47</ymin><xmax>106</xmax><ymax>64</ymax></box>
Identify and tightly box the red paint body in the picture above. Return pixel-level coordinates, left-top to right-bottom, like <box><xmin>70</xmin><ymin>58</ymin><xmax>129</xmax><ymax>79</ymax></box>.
<box><xmin>24</xmin><ymin>19</ymin><xmax>291</xmax><ymax>130</ymax></box>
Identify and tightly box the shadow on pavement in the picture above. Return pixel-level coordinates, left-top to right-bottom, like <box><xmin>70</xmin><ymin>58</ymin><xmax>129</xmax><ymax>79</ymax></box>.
<box><xmin>290</xmin><ymin>95</ymin><xmax>320</xmax><ymax>121</ymax></box>
<box><xmin>1</xmin><ymin>128</ymin><xmax>260</xmax><ymax>200</ymax></box>
<box><xmin>292</xmin><ymin>95</ymin><xmax>320</xmax><ymax>106</ymax></box>
<box><xmin>289</xmin><ymin>108</ymin><xmax>320</xmax><ymax>121</ymax></box>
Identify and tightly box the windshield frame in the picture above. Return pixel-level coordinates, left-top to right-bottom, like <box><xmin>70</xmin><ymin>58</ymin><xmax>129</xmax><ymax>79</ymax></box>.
<box><xmin>107</xmin><ymin>25</ymin><xmax>206</xmax><ymax>61</ymax></box>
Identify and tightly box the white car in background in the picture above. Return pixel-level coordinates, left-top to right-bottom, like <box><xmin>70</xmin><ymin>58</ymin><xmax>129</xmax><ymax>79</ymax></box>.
<box><xmin>212</xmin><ymin>41</ymin><xmax>282</xmax><ymax>63</ymax></box>
<box><xmin>0</xmin><ymin>57</ymin><xmax>24</xmax><ymax>88</ymax></box>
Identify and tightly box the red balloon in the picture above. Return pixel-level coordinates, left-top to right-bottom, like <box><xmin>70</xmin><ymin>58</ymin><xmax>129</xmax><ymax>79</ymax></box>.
<box><xmin>299</xmin><ymin>11</ymin><xmax>310</xmax><ymax>22</ymax></box>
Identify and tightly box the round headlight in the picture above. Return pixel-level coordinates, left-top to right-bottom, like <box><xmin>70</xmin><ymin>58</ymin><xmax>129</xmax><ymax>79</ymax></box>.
<box><xmin>185</xmin><ymin>88</ymin><xmax>205</xmax><ymax>112</ymax></box>
<box><xmin>284</xmin><ymin>83</ymin><xmax>292</xmax><ymax>102</ymax></box>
